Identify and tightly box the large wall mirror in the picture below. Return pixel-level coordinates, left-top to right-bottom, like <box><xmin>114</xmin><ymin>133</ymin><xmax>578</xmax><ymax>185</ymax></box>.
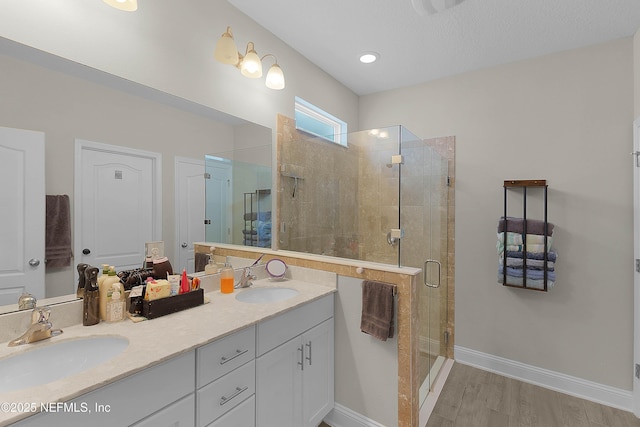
<box><xmin>0</xmin><ymin>37</ymin><xmax>272</xmax><ymax>313</ymax></box>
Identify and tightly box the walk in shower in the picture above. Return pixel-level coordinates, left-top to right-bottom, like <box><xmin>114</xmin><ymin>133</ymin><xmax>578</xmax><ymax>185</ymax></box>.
<box><xmin>277</xmin><ymin>124</ymin><xmax>452</xmax><ymax>408</ymax></box>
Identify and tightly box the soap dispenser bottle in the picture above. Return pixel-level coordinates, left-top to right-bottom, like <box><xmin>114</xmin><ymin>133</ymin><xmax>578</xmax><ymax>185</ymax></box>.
<box><xmin>220</xmin><ymin>257</ymin><xmax>234</xmax><ymax>294</ymax></box>
<box><xmin>205</xmin><ymin>249</ymin><xmax>218</xmax><ymax>275</ymax></box>
<box><xmin>83</xmin><ymin>266</ymin><xmax>100</xmax><ymax>326</ymax></box>
<box><xmin>106</xmin><ymin>283</ymin><xmax>125</xmax><ymax>322</ymax></box>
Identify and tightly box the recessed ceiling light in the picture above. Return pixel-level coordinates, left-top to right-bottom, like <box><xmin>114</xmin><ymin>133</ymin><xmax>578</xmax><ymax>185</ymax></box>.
<box><xmin>359</xmin><ymin>52</ymin><xmax>379</xmax><ymax>64</ymax></box>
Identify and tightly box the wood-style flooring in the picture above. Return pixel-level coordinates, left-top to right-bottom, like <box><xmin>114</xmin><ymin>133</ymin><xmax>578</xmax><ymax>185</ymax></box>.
<box><xmin>427</xmin><ymin>362</ymin><xmax>640</xmax><ymax>427</ymax></box>
<box><xmin>320</xmin><ymin>362</ymin><xmax>639</xmax><ymax>426</ymax></box>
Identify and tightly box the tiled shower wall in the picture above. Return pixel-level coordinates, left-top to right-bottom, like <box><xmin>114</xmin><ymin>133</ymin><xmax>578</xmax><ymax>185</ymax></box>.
<box><xmin>277</xmin><ymin>116</ymin><xmax>360</xmax><ymax>256</ymax></box>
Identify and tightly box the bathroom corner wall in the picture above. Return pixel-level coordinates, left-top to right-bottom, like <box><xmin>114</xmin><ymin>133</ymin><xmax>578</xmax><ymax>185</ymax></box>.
<box><xmin>359</xmin><ymin>37</ymin><xmax>635</xmax><ymax>392</ymax></box>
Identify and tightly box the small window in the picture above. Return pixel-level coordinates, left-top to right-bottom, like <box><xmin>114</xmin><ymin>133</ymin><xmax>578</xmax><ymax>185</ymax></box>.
<box><xmin>294</xmin><ymin>97</ymin><xmax>347</xmax><ymax>146</ymax></box>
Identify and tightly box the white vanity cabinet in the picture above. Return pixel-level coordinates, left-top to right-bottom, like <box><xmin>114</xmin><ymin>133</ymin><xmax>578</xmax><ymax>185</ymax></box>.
<box><xmin>255</xmin><ymin>294</ymin><xmax>334</xmax><ymax>427</ymax></box>
<box><xmin>13</xmin><ymin>351</ymin><xmax>196</xmax><ymax>427</ymax></box>
<box><xmin>8</xmin><ymin>289</ymin><xmax>335</xmax><ymax>427</ymax></box>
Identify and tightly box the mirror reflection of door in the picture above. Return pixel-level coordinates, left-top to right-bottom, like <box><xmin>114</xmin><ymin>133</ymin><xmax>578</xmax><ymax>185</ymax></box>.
<box><xmin>0</xmin><ymin>127</ymin><xmax>45</xmax><ymax>305</ymax></box>
<box><xmin>205</xmin><ymin>157</ymin><xmax>232</xmax><ymax>243</ymax></box>
<box><xmin>175</xmin><ymin>157</ymin><xmax>205</xmax><ymax>273</ymax></box>
<box><xmin>75</xmin><ymin>140</ymin><xmax>161</xmax><ymax>278</ymax></box>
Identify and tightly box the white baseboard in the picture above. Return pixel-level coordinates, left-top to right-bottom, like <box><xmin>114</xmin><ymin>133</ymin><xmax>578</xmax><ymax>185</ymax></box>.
<box><xmin>419</xmin><ymin>335</ymin><xmax>440</xmax><ymax>356</ymax></box>
<box><xmin>455</xmin><ymin>345</ymin><xmax>633</xmax><ymax>412</ymax></box>
<box><xmin>323</xmin><ymin>403</ymin><xmax>387</xmax><ymax>427</ymax></box>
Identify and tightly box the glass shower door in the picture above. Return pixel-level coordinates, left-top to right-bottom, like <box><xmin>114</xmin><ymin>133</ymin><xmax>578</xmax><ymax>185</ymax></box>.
<box><xmin>398</xmin><ymin>128</ymin><xmax>449</xmax><ymax>406</ymax></box>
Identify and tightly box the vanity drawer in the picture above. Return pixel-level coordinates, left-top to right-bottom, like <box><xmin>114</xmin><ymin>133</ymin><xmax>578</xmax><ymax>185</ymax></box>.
<box><xmin>197</xmin><ymin>325</ymin><xmax>255</xmax><ymax>388</ymax></box>
<box><xmin>197</xmin><ymin>360</ymin><xmax>255</xmax><ymax>427</ymax></box>
<box><xmin>257</xmin><ymin>294</ymin><xmax>333</xmax><ymax>356</ymax></box>
<box><xmin>206</xmin><ymin>395</ymin><xmax>255</xmax><ymax>427</ymax></box>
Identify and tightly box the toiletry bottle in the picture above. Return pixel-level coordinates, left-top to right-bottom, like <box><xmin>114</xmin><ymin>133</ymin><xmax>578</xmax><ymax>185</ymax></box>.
<box><xmin>83</xmin><ymin>266</ymin><xmax>100</xmax><ymax>326</ymax></box>
<box><xmin>180</xmin><ymin>268</ymin><xmax>190</xmax><ymax>294</ymax></box>
<box><xmin>100</xmin><ymin>266</ymin><xmax>119</xmax><ymax>320</ymax></box>
<box><xmin>106</xmin><ymin>283</ymin><xmax>125</xmax><ymax>322</ymax></box>
<box><xmin>96</xmin><ymin>263</ymin><xmax>110</xmax><ymax>292</ymax></box>
<box><xmin>220</xmin><ymin>258</ymin><xmax>234</xmax><ymax>294</ymax></box>
<box><xmin>76</xmin><ymin>263</ymin><xmax>88</xmax><ymax>298</ymax></box>
<box><xmin>205</xmin><ymin>253</ymin><xmax>218</xmax><ymax>275</ymax></box>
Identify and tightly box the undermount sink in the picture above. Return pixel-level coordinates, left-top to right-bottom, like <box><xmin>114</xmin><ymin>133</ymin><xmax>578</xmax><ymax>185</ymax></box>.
<box><xmin>236</xmin><ymin>287</ymin><xmax>298</xmax><ymax>304</ymax></box>
<box><xmin>0</xmin><ymin>335</ymin><xmax>128</xmax><ymax>393</ymax></box>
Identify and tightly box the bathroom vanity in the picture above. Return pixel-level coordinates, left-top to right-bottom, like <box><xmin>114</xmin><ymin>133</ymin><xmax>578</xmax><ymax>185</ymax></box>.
<box><xmin>0</xmin><ymin>267</ymin><xmax>336</xmax><ymax>427</ymax></box>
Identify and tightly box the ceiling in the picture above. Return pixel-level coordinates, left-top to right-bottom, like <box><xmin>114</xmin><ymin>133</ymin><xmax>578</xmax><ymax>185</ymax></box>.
<box><xmin>228</xmin><ymin>0</ymin><xmax>640</xmax><ymax>96</ymax></box>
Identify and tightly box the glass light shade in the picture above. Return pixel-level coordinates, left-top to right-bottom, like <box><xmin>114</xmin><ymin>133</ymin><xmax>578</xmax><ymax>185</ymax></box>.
<box><xmin>240</xmin><ymin>43</ymin><xmax>262</xmax><ymax>78</ymax></box>
<box><xmin>214</xmin><ymin>27</ymin><xmax>239</xmax><ymax>65</ymax></box>
<box><xmin>265</xmin><ymin>64</ymin><xmax>285</xmax><ymax>90</ymax></box>
<box><xmin>103</xmin><ymin>0</ymin><xmax>138</xmax><ymax>11</ymax></box>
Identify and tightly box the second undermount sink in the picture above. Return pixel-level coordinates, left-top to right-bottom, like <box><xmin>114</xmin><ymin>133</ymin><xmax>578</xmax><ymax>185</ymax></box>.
<box><xmin>236</xmin><ymin>287</ymin><xmax>298</xmax><ymax>304</ymax></box>
<box><xmin>0</xmin><ymin>335</ymin><xmax>128</xmax><ymax>393</ymax></box>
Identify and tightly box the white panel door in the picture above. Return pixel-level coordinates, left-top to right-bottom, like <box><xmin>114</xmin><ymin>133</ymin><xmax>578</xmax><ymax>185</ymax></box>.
<box><xmin>0</xmin><ymin>127</ymin><xmax>45</xmax><ymax>305</ymax></box>
<box><xmin>175</xmin><ymin>157</ymin><xmax>205</xmax><ymax>273</ymax></box>
<box><xmin>205</xmin><ymin>157</ymin><xmax>232</xmax><ymax>244</ymax></box>
<box><xmin>256</xmin><ymin>338</ymin><xmax>303</xmax><ymax>427</ymax></box>
<box><xmin>75</xmin><ymin>140</ymin><xmax>161</xmax><ymax>274</ymax></box>
<box><xmin>302</xmin><ymin>318</ymin><xmax>334</xmax><ymax>427</ymax></box>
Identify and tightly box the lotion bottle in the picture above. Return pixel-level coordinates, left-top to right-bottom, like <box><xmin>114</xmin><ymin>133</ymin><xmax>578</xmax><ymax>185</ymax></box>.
<box><xmin>220</xmin><ymin>257</ymin><xmax>234</xmax><ymax>294</ymax></box>
<box><xmin>100</xmin><ymin>266</ymin><xmax>119</xmax><ymax>320</ymax></box>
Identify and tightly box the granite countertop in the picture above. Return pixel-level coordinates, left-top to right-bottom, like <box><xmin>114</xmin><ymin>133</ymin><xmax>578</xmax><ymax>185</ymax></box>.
<box><xmin>0</xmin><ymin>278</ymin><xmax>335</xmax><ymax>426</ymax></box>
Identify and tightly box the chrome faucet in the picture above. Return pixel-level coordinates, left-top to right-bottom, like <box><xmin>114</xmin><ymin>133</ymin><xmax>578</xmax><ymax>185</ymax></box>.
<box><xmin>235</xmin><ymin>267</ymin><xmax>257</xmax><ymax>289</ymax></box>
<box><xmin>8</xmin><ymin>307</ymin><xmax>63</xmax><ymax>347</ymax></box>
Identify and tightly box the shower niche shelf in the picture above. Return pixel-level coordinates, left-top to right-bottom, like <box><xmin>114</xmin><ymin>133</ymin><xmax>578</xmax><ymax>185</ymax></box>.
<box><xmin>500</xmin><ymin>179</ymin><xmax>553</xmax><ymax>292</ymax></box>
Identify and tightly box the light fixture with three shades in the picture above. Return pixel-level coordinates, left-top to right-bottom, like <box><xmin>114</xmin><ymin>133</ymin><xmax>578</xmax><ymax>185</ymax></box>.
<box><xmin>214</xmin><ymin>26</ymin><xmax>285</xmax><ymax>90</ymax></box>
<box><xmin>102</xmin><ymin>0</ymin><xmax>137</xmax><ymax>11</ymax></box>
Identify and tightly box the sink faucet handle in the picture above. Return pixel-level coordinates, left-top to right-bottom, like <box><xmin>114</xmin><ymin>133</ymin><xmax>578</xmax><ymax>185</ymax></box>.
<box><xmin>31</xmin><ymin>307</ymin><xmax>50</xmax><ymax>324</ymax></box>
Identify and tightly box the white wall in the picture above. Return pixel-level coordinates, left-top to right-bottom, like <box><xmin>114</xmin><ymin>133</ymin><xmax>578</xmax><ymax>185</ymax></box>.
<box><xmin>360</xmin><ymin>38</ymin><xmax>635</xmax><ymax>391</ymax></box>
<box><xmin>334</xmin><ymin>276</ymin><xmax>398</xmax><ymax>427</ymax></box>
<box><xmin>635</xmin><ymin>29</ymin><xmax>640</xmax><ymax>117</ymax></box>
<box><xmin>0</xmin><ymin>0</ymin><xmax>358</xmax><ymax>132</ymax></box>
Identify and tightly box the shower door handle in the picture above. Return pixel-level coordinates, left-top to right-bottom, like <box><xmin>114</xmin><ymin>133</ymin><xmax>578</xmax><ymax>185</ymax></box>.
<box><xmin>424</xmin><ymin>259</ymin><xmax>441</xmax><ymax>288</ymax></box>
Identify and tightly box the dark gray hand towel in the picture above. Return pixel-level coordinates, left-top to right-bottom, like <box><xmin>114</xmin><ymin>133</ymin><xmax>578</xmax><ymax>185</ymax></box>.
<box><xmin>194</xmin><ymin>252</ymin><xmax>209</xmax><ymax>272</ymax></box>
<box><xmin>45</xmin><ymin>195</ymin><xmax>73</xmax><ymax>268</ymax></box>
<box><xmin>360</xmin><ymin>280</ymin><xmax>395</xmax><ymax>341</ymax></box>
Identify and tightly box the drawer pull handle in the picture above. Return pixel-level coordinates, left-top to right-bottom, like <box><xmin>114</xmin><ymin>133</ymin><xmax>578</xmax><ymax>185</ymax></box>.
<box><xmin>305</xmin><ymin>341</ymin><xmax>312</xmax><ymax>366</ymax></box>
<box><xmin>298</xmin><ymin>345</ymin><xmax>304</xmax><ymax>371</ymax></box>
<box><xmin>220</xmin><ymin>348</ymin><xmax>248</xmax><ymax>365</ymax></box>
<box><xmin>219</xmin><ymin>386</ymin><xmax>248</xmax><ymax>406</ymax></box>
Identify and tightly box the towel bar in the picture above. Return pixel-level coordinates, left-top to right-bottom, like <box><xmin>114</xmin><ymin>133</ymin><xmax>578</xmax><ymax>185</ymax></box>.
<box><xmin>361</xmin><ymin>281</ymin><xmax>397</xmax><ymax>297</ymax></box>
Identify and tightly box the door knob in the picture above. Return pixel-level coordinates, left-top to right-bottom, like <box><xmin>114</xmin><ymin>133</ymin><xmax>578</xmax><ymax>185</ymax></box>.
<box><xmin>181</xmin><ymin>242</ymin><xmax>188</xmax><ymax>248</ymax></box>
<box><xmin>28</xmin><ymin>258</ymin><xmax>40</xmax><ymax>267</ymax></box>
<box><xmin>82</xmin><ymin>248</ymin><xmax>91</xmax><ymax>255</ymax></box>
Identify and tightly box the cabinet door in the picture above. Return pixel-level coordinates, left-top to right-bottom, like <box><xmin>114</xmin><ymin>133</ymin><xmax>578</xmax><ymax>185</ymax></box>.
<box><xmin>256</xmin><ymin>338</ymin><xmax>303</xmax><ymax>427</ymax></box>
<box><xmin>131</xmin><ymin>394</ymin><xmax>195</xmax><ymax>427</ymax></box>
<box><xmin>302</xmin><ymin>318</ymin><xmax>334</xmax><ymax>427</ymax></box>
